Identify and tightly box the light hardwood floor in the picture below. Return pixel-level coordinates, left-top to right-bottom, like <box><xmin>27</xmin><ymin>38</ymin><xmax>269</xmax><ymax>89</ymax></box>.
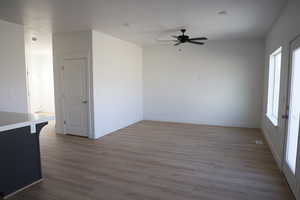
<box><xmin>7</xmin><ymin>121</ymin><xmax>295</xmax><ymax>200</ymax></box>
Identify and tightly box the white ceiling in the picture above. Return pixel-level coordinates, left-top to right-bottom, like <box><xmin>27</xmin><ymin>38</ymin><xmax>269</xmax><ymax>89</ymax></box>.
<box><xmin>0</xmin><ymin>0</ymin><xmax>287</xmax><ymax>47</ymax></box>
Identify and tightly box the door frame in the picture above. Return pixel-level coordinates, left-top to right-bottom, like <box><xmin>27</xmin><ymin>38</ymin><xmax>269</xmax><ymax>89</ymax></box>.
<box><xmin>282</xmin><ymin>34</ymin><xmax>300</xmax><ymax>198</ymax></box>
<box><xmin>59</xmin><ymin>52</ymin><xmax>94</xmax><ymax>139</ymax></box>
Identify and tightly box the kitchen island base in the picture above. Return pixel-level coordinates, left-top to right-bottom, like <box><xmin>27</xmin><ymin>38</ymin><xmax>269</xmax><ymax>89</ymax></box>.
<box><xmin>0</xmin><ymin>122</ymin><xmax>48</xmax><ymax>199</ymax></box>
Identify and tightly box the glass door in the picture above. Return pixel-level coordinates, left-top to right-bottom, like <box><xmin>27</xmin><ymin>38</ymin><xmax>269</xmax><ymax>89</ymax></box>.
<box><xmin>283</xmin><ymin>37</ymin><xmax>300</xmax><ymax>199</ymax></box>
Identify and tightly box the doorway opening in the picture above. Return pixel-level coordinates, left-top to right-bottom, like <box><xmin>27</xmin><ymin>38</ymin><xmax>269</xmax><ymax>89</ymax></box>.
<box><xmin>25</xmin><ymin>32</ymin><xmax>55</xmax><ymax>118</ymax></box>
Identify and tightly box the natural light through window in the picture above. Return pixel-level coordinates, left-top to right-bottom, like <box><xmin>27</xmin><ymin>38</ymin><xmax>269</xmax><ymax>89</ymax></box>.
<box><xmin>266</xmin><ymin>47</ymin><xmax>282</xmax><ymax>126</ymax></box>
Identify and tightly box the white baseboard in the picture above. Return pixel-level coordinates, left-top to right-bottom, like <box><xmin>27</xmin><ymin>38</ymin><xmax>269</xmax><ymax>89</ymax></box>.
<box><xmin>143</xmin><ymin>117</ymin><xmax>259</xmax><ymax>129</ymax></box>
<box><xmin>261</xmin><ymin>128</ymin><xmax>282</xmax><ymax>170</ymax></box>
<box><xmin>94</xmin><ymin>119</ymin><xmax>143</xmax><ymax>139</ymax></box>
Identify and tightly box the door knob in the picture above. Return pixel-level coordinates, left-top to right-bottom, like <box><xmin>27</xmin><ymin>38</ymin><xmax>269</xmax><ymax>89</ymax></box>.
<box><xmin>282</xmin><ymin>114</ymin><xmax>289</xmax><ymax>119</ymax></box>
<box><xmin>82</xmin><ymin>100</ymin><xmax>88</xmax><ymax>104</ymax></box>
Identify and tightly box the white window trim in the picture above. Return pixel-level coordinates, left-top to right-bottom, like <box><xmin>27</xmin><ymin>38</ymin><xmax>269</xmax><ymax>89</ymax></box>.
<box><xmin>266</xmin><ymin>113</ymin><xmax>278</xmax><ymax>126</ymax></box>
<box><xmin>266</xmin><ymin>47</ymin><xmax>282</xmax><ymax>127</ymax></box>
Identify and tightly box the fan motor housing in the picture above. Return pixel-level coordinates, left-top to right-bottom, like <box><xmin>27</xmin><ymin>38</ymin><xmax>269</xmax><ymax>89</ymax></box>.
<box><xmin>178</xmin><ymin>35</ymin><xmax>189</xmax><ymax>42</ymax></box>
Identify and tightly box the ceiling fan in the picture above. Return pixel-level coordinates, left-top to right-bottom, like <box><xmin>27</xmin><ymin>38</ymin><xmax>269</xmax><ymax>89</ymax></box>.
<box><xmin>160</xmin><ymin>29</ymin><xmax>208</xmax><ymax>46</ymax></box>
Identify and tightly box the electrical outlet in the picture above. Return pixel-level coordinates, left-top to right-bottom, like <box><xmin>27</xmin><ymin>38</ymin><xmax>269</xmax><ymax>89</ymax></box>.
<box><xmin>255</xmin><ymin>140</ymin><xmax>264</xmax><ymax>145</ymax></box>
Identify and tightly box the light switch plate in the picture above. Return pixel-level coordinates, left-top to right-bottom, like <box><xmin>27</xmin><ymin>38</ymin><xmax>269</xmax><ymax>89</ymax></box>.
<box><xmin>30</xmin><ymin>124</ymin><xmax>36</xmax><ymax>134</ymax></box>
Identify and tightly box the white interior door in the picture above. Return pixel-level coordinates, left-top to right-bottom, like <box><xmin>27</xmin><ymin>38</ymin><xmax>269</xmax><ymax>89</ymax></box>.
<box><xmin>283</xmin><ymin>37</ymin><xmax>300</xmax><ymax>199</ymax></box>
<box><xmin>62</xmin><ymin>57</ymin><xmax>89</xmax><ymax>137</ymax></box>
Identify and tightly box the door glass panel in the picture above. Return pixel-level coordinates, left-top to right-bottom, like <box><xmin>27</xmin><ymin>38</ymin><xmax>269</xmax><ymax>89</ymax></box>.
<box><xmin>286</xmin><ymin>47</ymin><xmax>300</xmax><ymax>174</ymax></box>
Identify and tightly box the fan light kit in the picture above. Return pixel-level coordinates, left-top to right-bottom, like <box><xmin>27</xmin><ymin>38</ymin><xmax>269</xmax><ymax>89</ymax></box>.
<box><xmin>123</xmin><ymin>22</ymin><xmax>130</xmax><ymax>27</ymax></box>
<box><xmin>218</xmin><ymin>10</ymin><xmax>228</xmax><ymax>15</ymax></box>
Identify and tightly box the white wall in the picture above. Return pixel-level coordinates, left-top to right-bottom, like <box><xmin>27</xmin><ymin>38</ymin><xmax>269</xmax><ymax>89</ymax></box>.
<box><xmin>92</xmin><ymin>31</ymin><xmax>143</xmax><ymax>138</ymax></box>
<box><xmin>143</xmin><ymin>39</ymin><xmax>265</xmax><ymax>128</ymax></box>
<box><xmin>262</xmin><ymin>0</ymin><xmax>300</xmax><ymax>167</ymax></box>
<box><xmin>52</xmin><ymin>31</ymin><xmax>92</xmax><ymax>133</ymax></box>
<box><xmin>0</xmin><ymin>19</ymin><xmax>28</xmax><ymax>113</ymax></box>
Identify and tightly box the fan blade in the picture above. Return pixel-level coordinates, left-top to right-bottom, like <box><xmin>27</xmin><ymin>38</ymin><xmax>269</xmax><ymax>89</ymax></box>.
<box><xmin>189</xmin><ymin>37</ymin><xmax>208</xmax><ymax>41</ymax></box>
<box><xmin>172</xmin><ymin>35</ymin><xmax>179</xmax><ymax>39</ymax></box>
<box><xmin>174</xmin><ymin>42</ymin><xmax>181</xmax><ymax>46</ymax></box>
<box><xmin>187</xmin><ymin>40</ymin><xmax>204</xmax><ymax>45</ymax></box>
<box><xmin>156</xmin><ymin>39</ymin><xmax>178</xmax><ymax>42</ymax></box>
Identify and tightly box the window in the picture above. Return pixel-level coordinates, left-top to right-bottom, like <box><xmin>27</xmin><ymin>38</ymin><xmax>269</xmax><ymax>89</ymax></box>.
<box><xmin>266</xmin><ymin>47</ymin><xmax>282</xmax><ymax>126</ymax></box>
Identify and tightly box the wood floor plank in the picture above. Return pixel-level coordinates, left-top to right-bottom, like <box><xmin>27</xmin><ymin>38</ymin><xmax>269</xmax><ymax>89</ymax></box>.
<box><xmin>5</xmin><ymin>120</ymin><xmax>295</xmax><ymax>200</ymax></box>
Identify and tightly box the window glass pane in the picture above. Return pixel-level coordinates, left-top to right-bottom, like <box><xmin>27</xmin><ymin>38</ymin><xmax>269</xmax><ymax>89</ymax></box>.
<box><xmin>273</xmin><ymin>53</ymin><xmax>281</xmax><ymax>118</ymax></box>
<box><xmin>267</xmin><ymin>57</ymin><xmax>275</xmax><ymax>114</ymax></box>
<box><xmin>266</xmin><ymin>48</ymin><xmax>282</xmax><ymax>126</ymax></box>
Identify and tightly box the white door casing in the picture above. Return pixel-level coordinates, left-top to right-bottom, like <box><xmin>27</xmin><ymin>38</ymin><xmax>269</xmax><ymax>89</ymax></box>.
<box><xmin>62</xmin><ymin>57</ymin><xmax>89</xmax><ymax>137</ymax></box>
